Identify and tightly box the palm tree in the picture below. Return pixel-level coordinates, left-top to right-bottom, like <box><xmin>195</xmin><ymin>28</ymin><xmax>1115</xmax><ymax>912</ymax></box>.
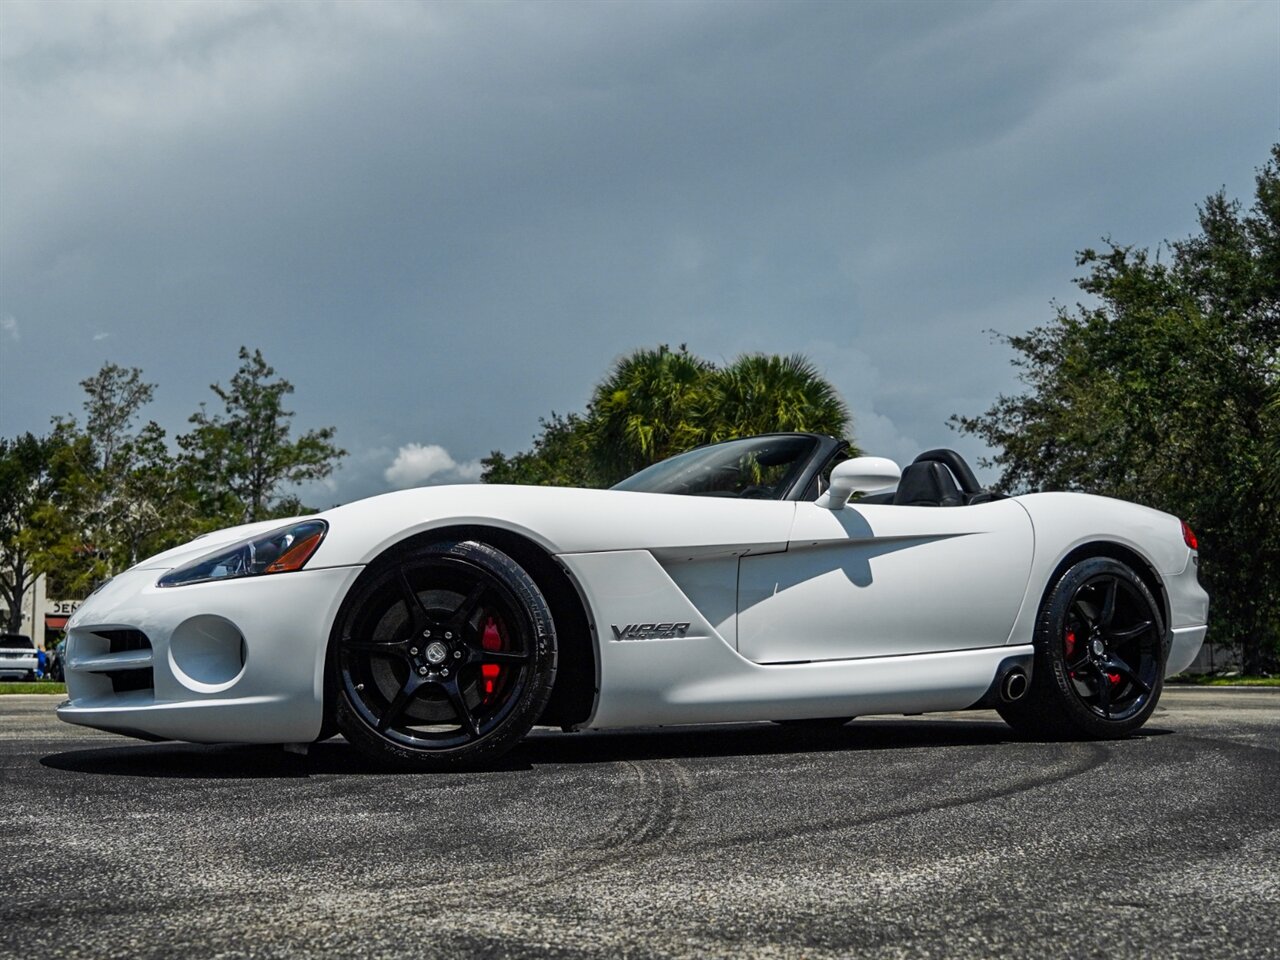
<box><xmin>707</xmin><ymin>353</ymin><xmax>852</xmax><ymax>444</ymax></box>
<box><xmin>588</xmin><ymin>345</ymin><xmax>714</xmax><ymax>483</ymax></box>
<box><xmin>513</xmin><ymin>345</ymin><xmax>855</xmax><ymax>488</ymax></box>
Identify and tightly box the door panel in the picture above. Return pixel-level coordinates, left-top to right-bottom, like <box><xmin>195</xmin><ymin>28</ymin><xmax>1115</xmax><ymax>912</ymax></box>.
<box><xmin>737</xmin><ymin>499</ymin><xmax>1034</xmax><ymax>663</ymax></box>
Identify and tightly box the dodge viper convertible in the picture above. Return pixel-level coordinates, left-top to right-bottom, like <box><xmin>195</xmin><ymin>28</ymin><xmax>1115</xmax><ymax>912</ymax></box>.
<box><xmin>59</xmin><ymin>434</ymin><xmax>1209</xmax><ymax>768</ymax></box>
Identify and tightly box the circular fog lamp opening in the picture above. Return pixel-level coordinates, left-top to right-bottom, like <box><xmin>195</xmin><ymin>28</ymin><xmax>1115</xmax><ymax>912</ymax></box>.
<box><xmin>168</xmin><ymin>615</ymin><xmax>247</xmax><ymax>693</ymax></box>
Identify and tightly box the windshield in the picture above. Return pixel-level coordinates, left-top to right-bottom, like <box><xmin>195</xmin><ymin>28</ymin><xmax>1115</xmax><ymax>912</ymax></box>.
<box><xmin>0</xmin><ymin>635</ymin><xmax>34</xmax><ymax>650</ymax></box>
<box><xmin>613</xmin><ymin>435</ymin><xmax>819</xmax><ymax>499</ymax></box>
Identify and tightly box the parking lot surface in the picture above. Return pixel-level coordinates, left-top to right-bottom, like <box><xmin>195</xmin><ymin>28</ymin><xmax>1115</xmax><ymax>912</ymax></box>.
<box><xmin>1</xmin><ymin>688</ymin><xmax>1277</xmax><ymax>959</ymax></box>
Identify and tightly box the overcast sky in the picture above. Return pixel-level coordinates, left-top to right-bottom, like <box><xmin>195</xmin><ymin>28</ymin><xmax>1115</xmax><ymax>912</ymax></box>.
<box><xmin>2</xmin><ymin>0</ymin><xmax>1276</xmax><ymax>504</ymax></box>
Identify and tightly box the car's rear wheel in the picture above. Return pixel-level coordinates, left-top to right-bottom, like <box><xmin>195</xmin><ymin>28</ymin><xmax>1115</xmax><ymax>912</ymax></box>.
<box><xmin>999</xmin><ymin>557</ymin><xmax>1165</xmax><ymax>740</ymax></box>
<box><xmin>332</xmin><ymin>540</ymin><xmax>557</xmax><ymax>770</ymax></box>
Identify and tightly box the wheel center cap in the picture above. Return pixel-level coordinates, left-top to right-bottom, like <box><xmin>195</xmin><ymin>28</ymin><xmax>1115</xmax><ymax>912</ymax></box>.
<box><xmin>1091</xmin><ymin>638</ymin><xmax>1106</xmax><ymax>657</ymax></box>
<box><xmin>425</xmin><ymin>641</ymin><xmax>449</xmax><ymax>665</ymax></box>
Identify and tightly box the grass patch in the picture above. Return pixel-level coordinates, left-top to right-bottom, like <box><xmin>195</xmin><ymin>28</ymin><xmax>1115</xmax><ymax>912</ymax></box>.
<box><xmin>1167</xmin><ymin>675</ymin><xmax>1280</xmax><ymax>687</ymax></box>
<box><xmin>0</xmin><ymin>681</ymin><xmax>66</xmax><ymax>695</ymax></box>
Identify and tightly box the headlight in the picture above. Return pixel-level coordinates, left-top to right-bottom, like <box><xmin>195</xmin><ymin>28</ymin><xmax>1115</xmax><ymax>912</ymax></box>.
<box><xmin>157</xmin><ymin>520</ymin><xmax>328</xmax><ymax>588</ymax></box>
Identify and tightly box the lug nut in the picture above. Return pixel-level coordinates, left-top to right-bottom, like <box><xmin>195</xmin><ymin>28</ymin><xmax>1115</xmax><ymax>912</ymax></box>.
<box><xmin>410</xmin><ymin>647</ymin><xmax>419</xmax><ymax>656</ymax></box>
<box><xmin>445</xmin><ymin>631</ymin><xmax>453</xmax><ymax>640</ymax></box>
<box><xmin>441</xmin><ymin>668</ymin><xmax>449</xmax><ymax>677</ymax></box>
<box><xmin>423</xmin><ymin>629</ymin><xmax>432</xmax><ymax>638</ymax></box>
<box><xmin>418</xmin><ymin>666</ymin><xmax>428</xmax><ymax>676</ymax></box>
<box><xmin>453</xmin><ymin>650</ymin><xmax>462</xmax><ymax>659</ymax></box>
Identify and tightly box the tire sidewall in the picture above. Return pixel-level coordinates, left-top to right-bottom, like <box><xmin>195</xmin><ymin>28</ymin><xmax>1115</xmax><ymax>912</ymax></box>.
<box><xmin>331</xmin><ymin>539</ymin><xmax>557</xmax><ymax>770</ymax></box>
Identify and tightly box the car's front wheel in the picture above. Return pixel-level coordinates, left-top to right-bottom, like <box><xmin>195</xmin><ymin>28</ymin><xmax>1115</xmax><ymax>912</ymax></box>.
<box><xmin>331</xmin><ymin>540</ymin><xmax>557</xmax><ymax>770</ymax></box>
<box><xmin>999</xmin><ymin>557</ymin><xmax>1166</xmax><ymax>740</ymax></box>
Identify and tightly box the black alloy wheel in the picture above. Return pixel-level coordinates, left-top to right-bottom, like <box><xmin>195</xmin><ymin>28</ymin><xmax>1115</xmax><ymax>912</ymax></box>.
<box><xmin>332</xmin><ymin>540</ymin><xmax>557</xmax><ymax>769</ymax></box>
<box><xmin>999</xmin><ymin>557</ymin><xmax>1165</xmax><ymax>740</ymax></box>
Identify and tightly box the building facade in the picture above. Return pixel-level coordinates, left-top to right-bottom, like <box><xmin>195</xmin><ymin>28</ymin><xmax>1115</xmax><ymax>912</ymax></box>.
<box><xmin>1</xmin><ymin>573</ymin><xmax>81</xmax><ymax>649</ymax></box>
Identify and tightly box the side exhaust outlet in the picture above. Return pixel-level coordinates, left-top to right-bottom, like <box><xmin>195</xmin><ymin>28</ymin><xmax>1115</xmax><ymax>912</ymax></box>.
<box><xmin>1000</xmin><ymin>668</ymin><xmax>1029</xmax><ymax>703</ymax></box>
<box><xmin>968</xmin><ymin>655</ymin><xmax>1034</xmax><ymax>711</ymax></box>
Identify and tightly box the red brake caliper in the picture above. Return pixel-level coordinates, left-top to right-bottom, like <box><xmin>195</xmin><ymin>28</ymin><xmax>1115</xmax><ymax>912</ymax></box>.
<box><xmin>481</xmin><ymin>616</ymin><xmax>503</xmax><ymax>702</ymax></box>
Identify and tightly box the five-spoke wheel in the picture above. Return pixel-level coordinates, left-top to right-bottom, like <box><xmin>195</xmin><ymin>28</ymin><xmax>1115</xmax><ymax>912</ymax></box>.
<box><xmin>999</xmin><ymin>557</ymin><xmax>1165</xmax><ymax>739</ymax></box>
<box><xmin>331</xmin><ymin>540</ymin><xmax>557</xmax><ymax>769</ymax></box>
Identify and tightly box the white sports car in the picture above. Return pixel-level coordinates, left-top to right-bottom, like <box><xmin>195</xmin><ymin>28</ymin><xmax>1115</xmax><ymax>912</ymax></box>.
<box><xmin>60</xmin><ymin>434</ymin><xmax>1209</xmax><ymax>768</ymax></box>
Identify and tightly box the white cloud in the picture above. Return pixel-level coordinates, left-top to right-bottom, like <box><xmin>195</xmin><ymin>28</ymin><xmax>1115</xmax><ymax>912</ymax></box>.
<box><xmin>1</xmin><ymin>315</ymin><xmax>18</xmax><ymax>341</ymax></box>
<box><xmin>92</xmin><ymin>331</ymin><xmax>110</xmax><ymax>341</ymax></box>
<box><xmin>452</xmin><ymin>458</ymin><xmax>484</xmax><ymax>482</ymax></box>
<box><xmin>384</xmin><ymin>443</ymin><xmax>483</xmax><ymax>489</ymax></box>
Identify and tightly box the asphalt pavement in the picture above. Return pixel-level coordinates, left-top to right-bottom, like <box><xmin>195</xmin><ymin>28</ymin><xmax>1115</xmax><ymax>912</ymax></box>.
<box><xmin>1</xmin><ymin>688</ymin><xmax>1277</xmax><ymax>960</ymax></box>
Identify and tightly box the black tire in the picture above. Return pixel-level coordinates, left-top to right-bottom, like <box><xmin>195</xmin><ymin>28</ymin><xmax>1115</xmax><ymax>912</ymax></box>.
<box><xmin>331</xmin><ymin>539</ymin><xmax>557</xmax><ymax>770</ymax></box>
<box><xmin>999</xmin><ymin>557</ymin><xmax>1165</xmax><ymax>740</ymax></box>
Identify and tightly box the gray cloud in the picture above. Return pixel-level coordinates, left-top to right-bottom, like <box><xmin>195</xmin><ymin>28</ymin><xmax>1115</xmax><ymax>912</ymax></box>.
<box><xmin>2</xmin><ymin>0</ymin><xmax>1275</xmax><ymax>500</ymax></box>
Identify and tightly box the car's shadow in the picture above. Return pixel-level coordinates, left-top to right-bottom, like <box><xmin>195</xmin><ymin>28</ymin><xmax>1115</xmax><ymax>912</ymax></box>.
<box><xmin>39</xmin><ymin>717</ymin><xmax>1174</xmax><ymax>780</ymax></box>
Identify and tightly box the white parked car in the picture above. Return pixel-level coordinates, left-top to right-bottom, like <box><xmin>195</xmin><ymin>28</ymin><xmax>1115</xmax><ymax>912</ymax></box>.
<box><xmin>0</xmin><ymin>634</ymin><xmax>39</xmax><ymax>681</ymax></box>
<box><xmin>59</xmin><ymin>434</ymin><xmax>1209</xmax><ymax>768</ymax></box>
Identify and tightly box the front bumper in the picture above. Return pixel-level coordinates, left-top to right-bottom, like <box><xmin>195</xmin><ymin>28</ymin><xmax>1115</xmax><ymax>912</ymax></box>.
<box><xmin>57</xmin><ymin>563</ymin><xmax>363</xmax><ymax>743</ymax></box>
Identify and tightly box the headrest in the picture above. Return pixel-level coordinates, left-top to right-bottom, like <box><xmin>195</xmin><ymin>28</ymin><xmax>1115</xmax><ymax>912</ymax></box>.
<box><xmin>893</xmin><ymin>461</ymin><xmax>963</xmax><ymax>507</ymax></box>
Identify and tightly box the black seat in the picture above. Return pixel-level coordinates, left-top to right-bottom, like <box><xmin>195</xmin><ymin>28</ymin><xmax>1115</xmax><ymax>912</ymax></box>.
<box><xmin>912</xmin><ymin>448</ymin><xmax>981</xmax><ymax>495</ymax></box>
<box><xmin>892</xmin><ymin>461</ymin><xmax>963</xmax><ymax>507</ymax></box>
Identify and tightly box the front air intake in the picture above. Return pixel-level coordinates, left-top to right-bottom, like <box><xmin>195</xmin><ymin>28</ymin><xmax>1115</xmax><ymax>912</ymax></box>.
<box><xmin>86</xmin><ymin>629</ymin><xmax>155</xmax><ymax>695</ymax></box>
<box><xmin>97</xmin><ymin>629</ymin><xmax>151</xmax><ymax>654</ymax></box>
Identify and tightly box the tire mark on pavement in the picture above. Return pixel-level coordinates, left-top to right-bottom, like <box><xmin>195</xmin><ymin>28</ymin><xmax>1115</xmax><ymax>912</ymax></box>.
<box><xmin>692</xmin><ymin>741</ymin><xmax>1112</xmax><ymax>849</ymax></box>
<box><xmin>372</xmin><ymin>757</ymin><xmax>693</xmax><ymax>906</ymax></box>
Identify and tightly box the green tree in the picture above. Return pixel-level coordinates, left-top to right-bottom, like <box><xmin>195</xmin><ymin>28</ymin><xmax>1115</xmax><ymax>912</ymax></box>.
<box><xmin>1269</xmin><ymin>385</ymin><xmax>1280</xmax><ymax>493</ymax></box>
<box><xmin>708</xmin><ymin>353</ymin><xmax>851</xmax><ymax>443</ymax></box>
<box><xmin>0</xmin><ymin>432</ymin><xmax>75</xmax><ymax>634</ymax></box>
<box><xmin>953</xmin><ymin>146</ymin><xmax>1280</xmax><ymax>672</ymax></box>
<box><xmin>79</xmin><ymin>362</ymin><xmax>155</xmax><ymax>479</ymax></box>
<box><xmin>179</xmin><ymin>347</ymin><xmax>346</xmax><ymax>524</ymax></box>
<box><xmin>588</xmin><ymin>344</ymin><xmax>715</xmax><ymax>483</ymax></box>
<box><xmin>49</xmin><ymin>364</ymin><xmax>197</xmax><ymax>587</ymax></box>
<box><xmin>485</xmin><ymin>344</ymin><xmax>854</xmax><ymax>488</ymax></box>
<box><xmin>481</xmin><ymin>412</ymin><xmax>601</xmax><ymax>487</ymax></box>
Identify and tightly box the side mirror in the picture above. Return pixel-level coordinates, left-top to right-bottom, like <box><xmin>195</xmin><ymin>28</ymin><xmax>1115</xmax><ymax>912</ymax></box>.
<box><xmin>815</xmin><ymin>457</ymin><xmax>901</xmax><ymax>510</ymax></box>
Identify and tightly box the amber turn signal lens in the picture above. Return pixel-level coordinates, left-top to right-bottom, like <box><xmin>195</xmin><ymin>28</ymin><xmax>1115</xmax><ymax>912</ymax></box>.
<box><xmin>265</xmin><ymin>531</ymin><xmax>325</xmax><ymax>573</ymax></box>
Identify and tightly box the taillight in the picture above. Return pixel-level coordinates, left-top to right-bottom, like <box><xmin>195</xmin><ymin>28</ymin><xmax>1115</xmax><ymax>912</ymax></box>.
<box><xmin>1182</xmin><ymin>520</ymin><xmax>1198</xmax><ymax>551</ymax></box>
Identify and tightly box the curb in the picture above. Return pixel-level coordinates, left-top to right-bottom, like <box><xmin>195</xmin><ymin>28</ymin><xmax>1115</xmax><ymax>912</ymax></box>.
<box><xmin>1164</xmin><ymin>684</ymin><xmax>1280</xmax><ymax>692</ymax></box>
